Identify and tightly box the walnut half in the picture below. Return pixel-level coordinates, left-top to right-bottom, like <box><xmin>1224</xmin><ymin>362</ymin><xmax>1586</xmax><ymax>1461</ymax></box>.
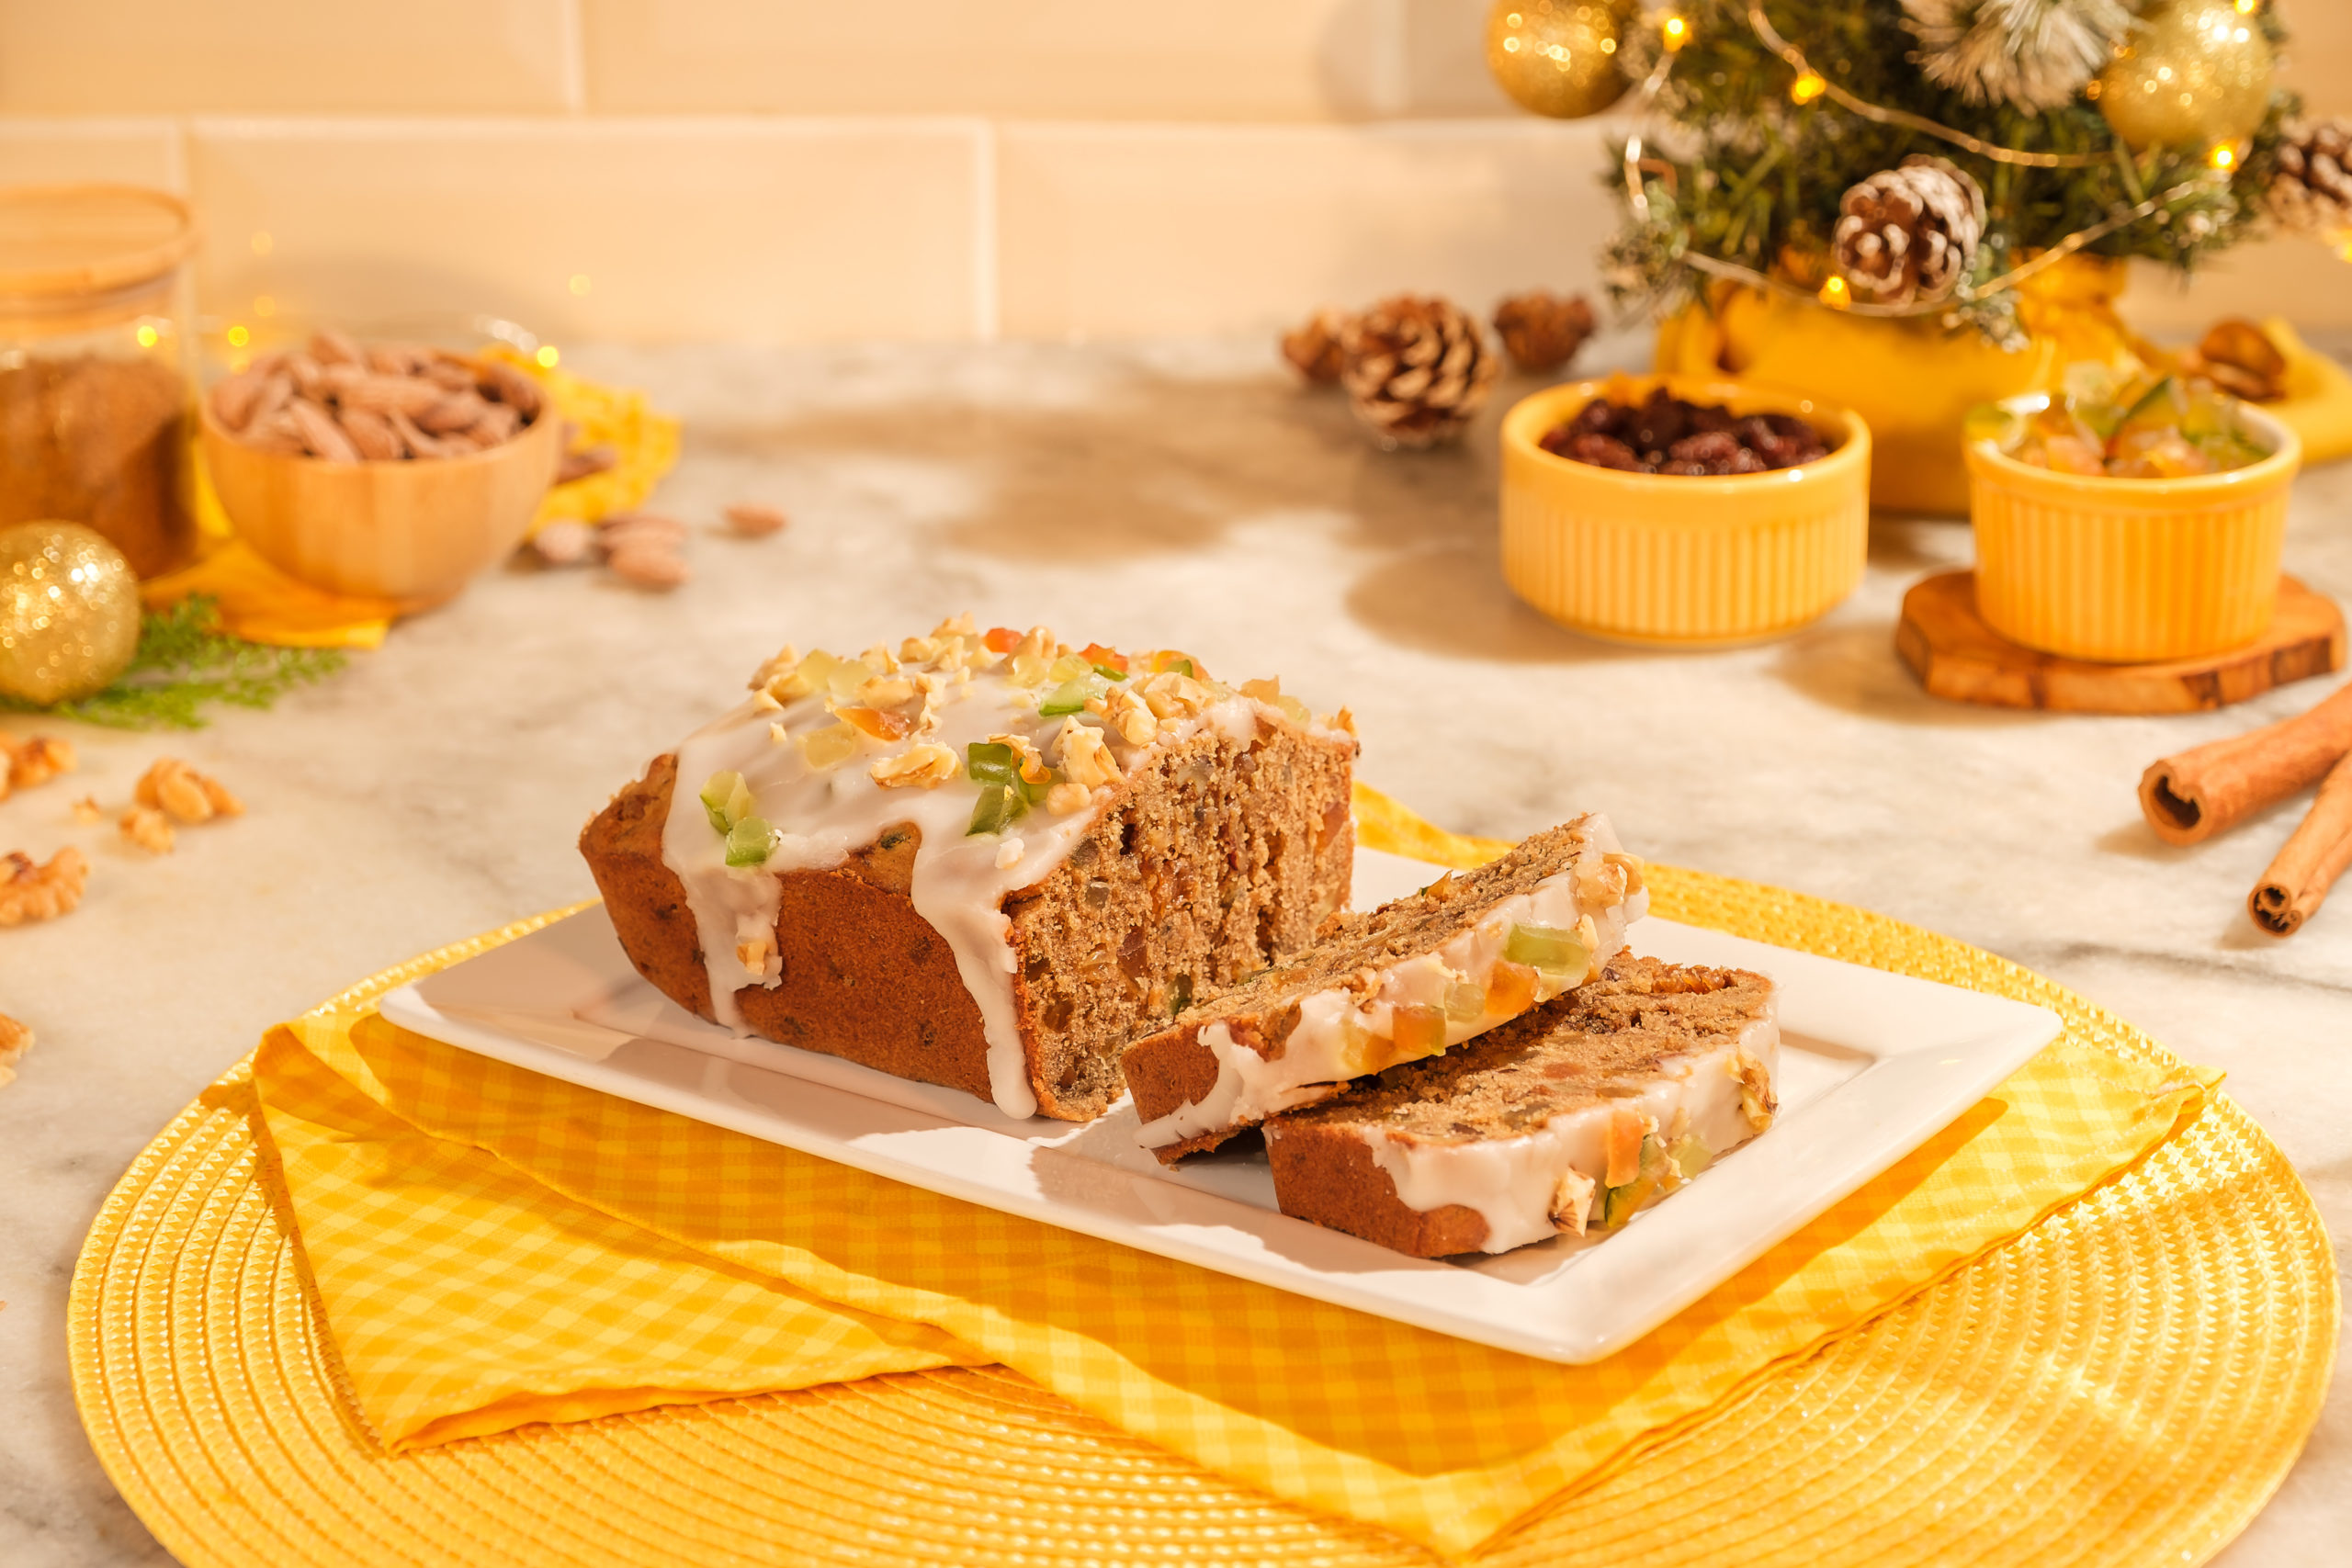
<box><xmin>0</xmin><ymin>848</ymin><xmax>88</xmax><ymax>927</ymax></box>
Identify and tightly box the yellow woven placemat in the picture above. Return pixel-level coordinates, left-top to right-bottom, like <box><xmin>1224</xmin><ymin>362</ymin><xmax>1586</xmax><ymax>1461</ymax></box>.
<box><xmin>71</xmin><ymin>867</ymin><xmax>2335</xmax><ymax>1567</ymax></box>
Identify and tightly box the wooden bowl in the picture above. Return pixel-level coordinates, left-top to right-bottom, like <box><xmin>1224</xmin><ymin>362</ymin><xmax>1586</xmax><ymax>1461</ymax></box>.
<box><xmin>1499</xmin><ymin>375</ymin><xmax>1871</xmax><ymax>644</ymax></box>
<box><xmin>198</xmin><ymin>361</ymin><xmax>560</xmax><ymax>611</ymax></box>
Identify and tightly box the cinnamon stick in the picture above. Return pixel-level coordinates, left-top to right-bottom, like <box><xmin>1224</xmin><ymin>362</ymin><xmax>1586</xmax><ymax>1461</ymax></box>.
<box><xmin>2248</xmin><ymin>751</ymin><xmax>2352</xmax><ymax>937</ymax></box>
<box><xmin>2139</xmin><ymin>682</ymin><xmax>2352</xmax><ymax>845</ymax></box>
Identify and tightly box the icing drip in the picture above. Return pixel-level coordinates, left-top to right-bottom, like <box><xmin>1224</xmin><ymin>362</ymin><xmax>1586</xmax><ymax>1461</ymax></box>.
<box><xmin>1134</xmin><ymin>817</ymin><xmax>1646</xmax><ymax>1150</ymax></box>
<box><xmin>1358</xmin><ymin>1006</ymin><xmax>1780</xmax><ymax>1253</ymax></box>
<box><xmin>657</xmin><ymin>626</ymin><xmax>1347</xmax><ymax>1120</ymax></box>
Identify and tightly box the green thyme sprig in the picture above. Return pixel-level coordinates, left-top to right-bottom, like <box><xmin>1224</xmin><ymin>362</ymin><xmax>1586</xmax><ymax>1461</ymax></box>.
<box><xmin>1</xmin><ymin>594</ymin><xmax>347</xmax><ymax>729</ymax></box>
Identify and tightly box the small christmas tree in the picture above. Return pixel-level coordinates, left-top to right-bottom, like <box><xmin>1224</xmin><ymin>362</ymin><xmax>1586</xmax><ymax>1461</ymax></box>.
<box><xmin>1594</xmin><ymin>0</ymin><xmax>2307</xmax><ymax>345</ymax></box>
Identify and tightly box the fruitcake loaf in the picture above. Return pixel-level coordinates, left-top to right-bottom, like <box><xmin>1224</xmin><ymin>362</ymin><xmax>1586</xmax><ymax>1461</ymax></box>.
<box><xmin>1263</xmin><ymin>956</ymin><xmax>1778</xmax><ymax>1257</ymax></box>
<box><xmin>580</xmin><ymin>616</ymin><xmax>1357</xmax><ymax>1122</ymax></box>
<box><xmin>1122</xmin><ymin>819</ymin><xmax>1646</xmax><ymax>1162</ymax></box>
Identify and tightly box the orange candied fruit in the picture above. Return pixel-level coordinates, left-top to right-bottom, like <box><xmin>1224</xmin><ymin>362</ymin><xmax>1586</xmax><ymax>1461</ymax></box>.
<box><xmin>1079</xmin><ymin>641</ymin><xmax>1128</xmax><ymax>675</ymax></box>
<box><xmin>1391</xmin><ymin>1002</ymin><xmax>1448</xmax><ymax>1058</ymax></box>
<box><xmin>837</xmin><ymin>705</ymin><xmax>913</xmax><ymax>740</ymax></box>
<box><xmin>983</xmin><ymin>626</ymin><xmax>1022</xmax><ymax>653</ymax></box>
<box><xmin>1485</xmin><ymin>960</ymin><xmax>1539</xmax><ymax>1017</ymax></box>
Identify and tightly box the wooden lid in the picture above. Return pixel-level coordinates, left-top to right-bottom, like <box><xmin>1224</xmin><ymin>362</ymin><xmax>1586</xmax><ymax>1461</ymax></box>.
<box><xmin>0</xmin><ymin>183</ymin><xmax>197</xmax><ymax>299</ymax></box>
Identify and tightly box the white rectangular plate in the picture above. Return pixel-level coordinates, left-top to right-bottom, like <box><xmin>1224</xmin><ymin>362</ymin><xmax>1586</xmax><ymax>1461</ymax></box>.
<box><xmin>379</xmin><ymin>848</ymin><xmax>2061</xmax><ymax>1363</ymax></box>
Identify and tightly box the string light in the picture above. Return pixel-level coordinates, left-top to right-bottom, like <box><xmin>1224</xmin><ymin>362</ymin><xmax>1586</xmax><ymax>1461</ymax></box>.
<box><xmin>1790</xmin><ymin>71</ymin><xmax>1827</xmax><ymax>105</ymax></box>
<box><xmin>1817</xmin><ymin>276</ymin><xmax>1850</xmax><ymax>309</ymax></box>
<box><xmin>134</xmin><ymin>323</ymin><xmax>158</xmax><ymax>348</ymax></box>
<box><xmin>225</xmin><ymin>324</ymin><xmax>250</xmax><ymax>348</ymax></box>
<box><xmin>2209</xmin><ymin>142</ymin><xmax>2238</xmax><ymax>171</ymax></box>
<box><xmin>1660</xmin><ymin>14</ymin><xmax>1690</xmax><ymax>51</ymax></box>
<box><xmin>535</xmin><ymin>345</ymin><xmax>560</xmax><ymax>368</ymax></box>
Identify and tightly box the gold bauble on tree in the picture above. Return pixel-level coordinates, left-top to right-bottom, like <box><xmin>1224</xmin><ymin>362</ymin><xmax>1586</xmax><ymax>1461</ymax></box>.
<box><xmin>0</xmin><ymin>521</ymin><xmax>141</xmax><ymax>705</ymax></box>
<box><xmin>2096</xmin><ymin>0</ymin><xmax>2277</xmax><ymax>151</ymax></box>
<box><xmin>1486</xmin><ymin>0</ymin><xmax>1636</xmax><ymax>120</ymax></box>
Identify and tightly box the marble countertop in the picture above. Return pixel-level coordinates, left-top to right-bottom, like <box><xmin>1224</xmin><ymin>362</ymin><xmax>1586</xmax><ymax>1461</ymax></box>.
<box><xmin>4</xmin><ymin>336</ymin><xmax>2346</xmax><ymax>1566</ymax></box>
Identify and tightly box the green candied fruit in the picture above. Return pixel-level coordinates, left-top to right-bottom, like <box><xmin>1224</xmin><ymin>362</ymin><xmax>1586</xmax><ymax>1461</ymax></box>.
<box><xmin>1601</xmin><ymin>1135</ymin><xmax>1668</xmax><ymax>1228</ymax></box>
<box><xmin>1442</xmin><ymin>980</ymin><xmax>1486</xmax><ymax>1023</ymax></box>
<box><xmin>966</xmin><ymin>740</ymin><xmax>1020</xmax><ymax>788</ymax></box>
<box><xmin>1168</xmin><ymin>974</ymin><xmax>1194</xmax><ymax>1018</ymax></box>
<box><xmin>1038</xmin><ymin>671</ymin><xmax>1108</xmax><ymax>717</ymax></box>
<box><xmin>1091</xmin><ymin>660</ymin><xmax>1128</xmax><ymax>682</ymax></box>
<box><xmin>700</xmin><ymin>770</ymin><xmax>755</xmax><ymax>835</ymax></box>
<box><xmin>1503</xmin><ymin>922</ymin><xmax>1589</xmax><ymax>978</ymax></box>
<box><xmin>723</xmin><ymin>815</ymin><xmax>776</xmax><ymax>868</ymax></box>
<box><xmin>967</xmin><ymin>783</ymin><xmax>1016</xmax><ymax>837</ymax></box>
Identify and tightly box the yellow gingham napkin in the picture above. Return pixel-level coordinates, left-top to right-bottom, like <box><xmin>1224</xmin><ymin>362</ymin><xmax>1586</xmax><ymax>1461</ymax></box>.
<box><xmin>250</xmin><ymin>789</ymin><xmax>2211</xmax><ymax>1558</ymax></box>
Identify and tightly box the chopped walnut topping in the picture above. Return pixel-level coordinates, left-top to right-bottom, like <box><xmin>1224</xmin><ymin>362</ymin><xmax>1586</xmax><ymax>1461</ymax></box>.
<box><xmin>0</xmin><ymin>847</ymin><xmax>88</xmax><ymax>926</ymax></box>
<box><xmin>137</xmin><ymin>759</ymin><xmax>243</xmax><ymax>824</ymax></box>
<box><xmin>1548</xmin><ymin>1167</ymin><xmax>1595</xmax><ymax>1235</ymax></box>
<box><xmin>898</xmin><ymin>635</ymin><xmax>940</xmax><ymax>665</ymax></box>
<box><xmin>859</xmin><ymin>643</ymin><xmax>899</xmax><ymax>675</ymax></box>
<box><xmin>0</xmin><ymin>1007</ymin><xmax>28</xmax><ymax>1087</ymax></box>
<box><xmin>1056</xmin><ymin>723</ymin><xmax>1123</xmax><ymax>790</ymax></box>
<box><xmin>931</xmin><ymin>612</ymin><xmax>978</xmax><ymax>640</ymax></box>
<box><xmin>1603</xmin><ymin>851</ymin><xmax>1645</xmax><ymax>898</ymax></box>
<box><xmin>1239</xmin><ymin>676</ymin><xmax>1282</xmax><ymax>703</ymax></box>
<box><xmin>751</xmin><ymin>688</ymin><xmax>784</xmax><ymax>713</ymax></box>
<box><xmin>1736</xmin><ymin>1049</ymin><xmax>1777</xmax><ymax>1132</ymax></box>
<box><xmin>1100</xmin><ymin>685</ymin><xmax>1159</xmax><ymax>746</ymax></box>
<box><xmin>1045</xmin><ymin>780</ymin><xmax>1092</xmax><ymax>815</ymax></box>
<box><xmin>72</xmin><ymin>795</ymin><xmax>103</xmax><ymax>825</ymax></box>
<box><xmin>120</xmin><ymin>806</ymin><xmax>174</xmax><ymax>854</ymax></box>
<box><xmin>1137</xmin><ymin>671</ymin><xmax>1211</xmax><ymax>720</ymax></box>
<box><xmin>994</xmin><ymin>837</ymin><xmax>1024</xmax><ymax>870</ymax></box>
<box><xmin>749</xmin><ymin>643</ymin><xmax>800</xmax><ymax>692</ymax></box>
<box><xmin>870</xmin><ymin>742</ymin><xmax>959</xmax><ymax>789</ymax></box>
<box><xmin>3</xmin><ymin>734</ymin><xmax>76</xmax><ymax>796</ymax></box>
<box><xmin>1328</xmin><ymin>706</ymin><xmax>1359</xmax><ymax>736</ymax></box>
<box><xmin>857</xmin><ymin>675</ymin><xmax>916</xmax><ymax>709</ymax></box>
<box><xmin>986</xmin><ymin>732</ymin><xmax>1052</xmax><ymax>784</ymax></box>
<box><xmin>1574</xmin><ymin>913</ymin><xmax>1601</xmax><ymax>977</ymax></box>
<box><xmin>737</xmin><ymin>933</ymin><xmax>775</xmax><ymax>973</ymax></box>
<box><xmin>1011</xmin><ymin>625</ymin><xmax>1056</xmax><ymax>662</ymax></box>
<box><xmin>1575</xmin><ymin>854</ymin><xmax>1629</xmax><ymax>908</ymax></box>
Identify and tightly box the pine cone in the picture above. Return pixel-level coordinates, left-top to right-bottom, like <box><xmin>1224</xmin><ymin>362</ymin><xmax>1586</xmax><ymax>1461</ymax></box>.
<box><xmin>1339</xmin><ymin>295</ymin><xmax>1498</xmax><ymax>448</ymax></box>
<box><xmin>1492</xmin><ymin>290</ymin><xmax>1597</xmax><ymax>375</ymax></box>
<box><xmin>2267</xmin><ymin>119</ymin><xmax>2352</xmax><ymax>236</ymax></box>
<box><xmin>1280</xmin><ymin>308</ymin><xmax>1351</xmax><ymax>384</ymax></box>
<box><xmin>1831</xmin><ymin>156</ymin><xmax>1985</xmax><ymax>306</ymax></box>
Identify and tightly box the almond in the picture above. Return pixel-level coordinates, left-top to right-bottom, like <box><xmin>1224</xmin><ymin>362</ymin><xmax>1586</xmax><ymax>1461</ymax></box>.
<box><xmin>338</xmin><ymin>373</ymin><xmax>444</xmax><ymax>418</ymax></box>
<box><xmin>724</xmin><ymin>502</ymin><xmax>788</xmax><ymax>536</ymax></box>
<box><xmin>558</xmin><ymin>444</ymin><xmax>617</xmax><ymax>483</ymax></box>
<box><xmin>338</xmin><ymin>406</ymin><xmax>403</xmax><ymax>461</ymax></box>
<box><xmin>608</xmin><ymin>543</ymin><xmax>688</xmax><ymax>590</ymax></box>
<box><xmin>414</xmin><ymin>389</ymin><xmax>489</xmax><ymax>434</ymax></box>
<box><xmin>209</xmin><ymin>371</ymin><xmax>266</xmax><ymax>432</ymax></box>
<box><xmin>310</xmin><ymin>328</ymin><xmax>364</xmax><ymax>367</ymax></box>
<box><xmin>288</xmin><ymin>398</ymin><xmax>359</xmax><ymax>462</ymax></box>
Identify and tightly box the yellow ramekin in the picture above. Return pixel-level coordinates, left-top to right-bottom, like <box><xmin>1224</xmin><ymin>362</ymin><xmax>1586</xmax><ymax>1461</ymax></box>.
<box><xmin>1967</xmin><ymin>396</ymin><xmax>2301</xmax><ymax>662</ymax></box>
<box><xmin>1499</xmin><ymin>375</ymin><xmax>1871</xmax><ymax>645</ymax></box>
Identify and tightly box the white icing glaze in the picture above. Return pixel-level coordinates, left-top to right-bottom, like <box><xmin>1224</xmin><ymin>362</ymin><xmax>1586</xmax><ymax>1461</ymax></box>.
<box><xmin>1134</xmin><ymin>817</ymin><xmax>1646</xmax><ymax>1150</ymax></box>
<box><xmin>1347</xmin><ymin>999</ymin><xmax>1780</xmax><ymax>1254</ymax></box>
<box><xmin>656</xmin><ymin>627</ymin><xmax>1343</xmax><ymax>1120</ymax></box>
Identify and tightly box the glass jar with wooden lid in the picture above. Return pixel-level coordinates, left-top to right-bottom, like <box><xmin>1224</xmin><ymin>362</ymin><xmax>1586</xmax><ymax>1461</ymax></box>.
<box><xmin>0</xmin><ymin>183</ymin><xmax>200</xmax><ymax>577</ymax></box>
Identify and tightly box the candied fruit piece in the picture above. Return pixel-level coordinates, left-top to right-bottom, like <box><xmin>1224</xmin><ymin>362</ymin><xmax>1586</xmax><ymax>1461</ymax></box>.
<box><xmin>700</xmin><ymin>771</ymin><xmax>755</xmax><ymax>834</ymax></box>
<box><xmin>799</xmin><ymin>722</ymin><xmax>860</xmax><ymax>771</ymax></box>
<box><xmin>1079</xmin><ymin>642</ymin><xmax>1129</xmax><ymax>678</ymax></box>
<box><xmin>838</xmin><ymin>705</ymin><xmax>913</xmax><ymax>740</ymax></box>
<box><xmin>1442</xmin><ymin>980</ymin><xmax>1486</xmax><ymax>1023</ymax></box>
<box><xmin>724</xmin><ymin>815</ymin><xmax>776</xmax><ymax>868</ymax></box>
<box><xmin>1391</xmin><ymin>1002</ymin><xmax>1448</xmax><ymax>1060</ymax></box>
<box><xmin>1503</xmin><ymin>922</ymin><xmax>1589</xmax><ymax>978</ymax></box>
<box><xmin>1485</xmin><ymin>959</ymin><xmax>1540</xmax><ymax>1017</ymax></box>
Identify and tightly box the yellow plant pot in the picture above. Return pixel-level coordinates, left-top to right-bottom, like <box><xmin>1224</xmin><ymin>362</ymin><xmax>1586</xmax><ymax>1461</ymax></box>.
<box><xmin>1656</xmin><ymin>256</ymin><xmax>2136</xmax><ymax>515</ymax></box>
<box><xmin>1499</xmin><ymin>375</ymin><xmax>1871</xmax><ymax>645</ymax></box>
<box><xmin>1966</xmin><ymin>397</ymin><xmax>2301</xmax><ymax>662</ymax></box>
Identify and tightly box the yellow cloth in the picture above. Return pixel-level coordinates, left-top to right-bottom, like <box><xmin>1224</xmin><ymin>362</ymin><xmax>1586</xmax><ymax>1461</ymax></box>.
<box><xmin>249</xmin><ymin>791</ymin><xmax>2212</xmax><ymax>1558</ymax></box>
<box><xmin>142</xmin><ymin>351</ymin><xmax>681</xmax><ymax>649</ymax></box>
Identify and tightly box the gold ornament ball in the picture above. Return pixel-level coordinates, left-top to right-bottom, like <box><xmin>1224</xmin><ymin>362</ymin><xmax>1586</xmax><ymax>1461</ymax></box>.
<box><xmin>0</xmin><ymin>521</ymin><xmax>141</xmax><ymax>705</ymax></box>
<box><xmin>2096</xmin><ymin>0</ymin><xmax>2277</xmax><ymax>151</ymax></box>
<box><xmin>1486</xmin><ymin>0</ymin><xmax>1634</xmax><ymax>120</ymax></box>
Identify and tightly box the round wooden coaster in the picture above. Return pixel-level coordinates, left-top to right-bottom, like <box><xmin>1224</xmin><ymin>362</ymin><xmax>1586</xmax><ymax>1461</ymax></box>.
<box><xmin>1897</xmin><ymin>570</ymin><xmax>2346</xmax><ymax>713</ymax></box>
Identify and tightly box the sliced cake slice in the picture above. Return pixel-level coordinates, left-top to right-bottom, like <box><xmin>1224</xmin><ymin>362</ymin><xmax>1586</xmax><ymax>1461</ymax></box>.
<box><xmin>1261</xmin><ymin>955</ymin><xmax>1778</xmax><ymax>1258</ymax></box>
<box><xmin>1122</xmin><ymin>818</ymin><xmax>1647</xmax><ymax>1163</ymax></box>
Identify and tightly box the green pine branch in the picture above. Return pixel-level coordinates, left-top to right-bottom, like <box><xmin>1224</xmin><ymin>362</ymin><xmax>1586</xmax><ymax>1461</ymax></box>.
<box><xmin>1</xmin><ymin>594</ymin><xmax>347</xmax><ymax>729</ymax></box>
